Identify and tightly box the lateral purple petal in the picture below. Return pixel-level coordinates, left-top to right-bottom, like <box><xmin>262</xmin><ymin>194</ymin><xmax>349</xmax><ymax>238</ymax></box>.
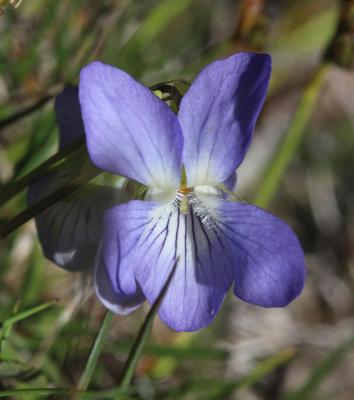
<box><xmin>217</xmin><ymin>201</ymin><xmax>305</xmax><ymax>307</ymax></box>
<box><xmin>102</xmin><ymin>200</ymin><xmax>234</xmax><ymax>331</ymax></box>
<box><xmin>79</xmin><ymin>62</ymin><xmax>183</xmax><ymax>188</ymax></box>
<box><xmin>55</xmin><ymin>85</ymin><xmax>85</xmax><ymax>150</ymax></box>
<box><xmin>178</xmin><ymin>52</ymin><xmax>271</xmax><ymax>186</ymax></box>
<box><xmin>99</xmin><ymin>204</ymin><xmax>146</xmax><ymax>306</ymax></box>
<box><xmin>95</xmin><ymin>247</ymin><xmax>145</xmax><ymax>315</ymax></box>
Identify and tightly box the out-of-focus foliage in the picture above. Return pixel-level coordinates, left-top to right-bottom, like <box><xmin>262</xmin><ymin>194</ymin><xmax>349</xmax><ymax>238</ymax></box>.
<box><xmin>0</xmin><ymin>0</ymin><xmax>354</xmax><ymax>399</ymax></box>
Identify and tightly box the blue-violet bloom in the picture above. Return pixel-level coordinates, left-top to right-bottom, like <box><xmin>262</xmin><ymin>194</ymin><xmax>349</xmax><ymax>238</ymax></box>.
<box><xmin>76</xmin><ymin>52</ymin><xmax>303</xmax><ymax>331</ymax></box>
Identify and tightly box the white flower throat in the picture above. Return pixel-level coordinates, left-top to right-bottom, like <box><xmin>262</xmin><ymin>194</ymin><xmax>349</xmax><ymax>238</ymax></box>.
<box><xmin>146</xmin><ymin>184</ymin><xmax>220</xmax><ymax>230</ymax></box>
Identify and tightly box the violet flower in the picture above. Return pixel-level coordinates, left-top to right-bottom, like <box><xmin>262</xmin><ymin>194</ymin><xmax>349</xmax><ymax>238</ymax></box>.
<box><xmin>79</xmin><ymin>52</ymin><xmax>305</xmax><ymax>332</ymax></box>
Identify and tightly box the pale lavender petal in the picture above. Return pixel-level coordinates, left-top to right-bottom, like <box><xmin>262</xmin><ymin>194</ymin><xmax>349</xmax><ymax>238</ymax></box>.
<box><xmin>102</xmin><ymin>201</ymin><xmax>234</xmax><ymax>331</ymax></box>
<box><xmin>222</xmin><ymin>172</ymin><xmax>237</xmax><ymax>198</ymax></box>
<box><xmin>79</xmin><ymin>61</ymin><xmax>183</xmax><ymax>188</ymax></box>
<box><xmin>178</xmin><ymin>52</ymin><xmax>271</xmax><ymax>186</ymax></box>
<box><xmin>94</xmin><ymin>246</ymin><xmax>144</xmax><ymax>315</ymax></box>
<box><xmin>217</xmin><ymin>201</ymin><xmax>305</xmax><ymax>307</ymax></box>
<box><xmin>55</xmin><ymin>85</ymin><xmax>85</xmax><ymax>149</ymax></box>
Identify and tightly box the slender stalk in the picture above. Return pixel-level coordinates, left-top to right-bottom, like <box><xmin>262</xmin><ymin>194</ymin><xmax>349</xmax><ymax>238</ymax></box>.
<box><xmin>0</xmin><ymin>163</ymin><xmax>99</xmax><ymax>238</ymax></box>
<box><xmin>0</xmin><ymin>92</ymin><xmax>57</xmax><ymax>133</ymax></box>
<box><xmin>0</xmin><ymin>184</ymin><xmax>78</xmax><ymax>238</ymax></box>
<box><xmin>0</xmin><ymin>136</ymin><xmax>85</xmax><ymax>206</ymax></box>
<box><xmin>0</xmin><ymin>301</ymin><xmax>54</xmax><ymax>328</ymax></box>
<box><xmin>254</xmin><ymin>62</ymin><xmax>330</xmax><ymax>207</ymax></box>
<box><xmin>0</xmin><ymin>300</ymin><xmax>20</xmax><ymax>354</ymax></box>
<box><xmin>77</xmin><ymin>311</ymin><xmax>113</xmax><ymax>390</ymax></box>
<box><xmin>119</xmin><ymin>259</ymin><xmax>178</xmax><ymax>390</ymax></box>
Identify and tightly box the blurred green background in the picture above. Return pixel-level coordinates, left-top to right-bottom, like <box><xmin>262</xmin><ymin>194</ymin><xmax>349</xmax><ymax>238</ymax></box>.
<box><xmin>0</xmin><ymin>0</ymin><xmax>354</xmax><ymax>399</ymax></box>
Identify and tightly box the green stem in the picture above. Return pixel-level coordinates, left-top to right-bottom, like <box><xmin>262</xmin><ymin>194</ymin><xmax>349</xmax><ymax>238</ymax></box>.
<box><xmin>0</xmin><ymin>163</ymin><xmax>99</xmax><ymax>238</ymax></box>
<box><xmin>119</xmin><ymin>259</ymin><xmax>178</xmax><ymax>390</ymax></box>
<box><xmin>0</xmin><ymin>91</ymin><xmax>58</xmax><ymax>132</ymax></box>
<box><xmin>0</xmin><ymin>301</ymin><xmax>54</xmax><ymax>328</ymax></box>
<box><xmin>254</xmin><ymin>62</ymin><xmax>330</xmax><ymax>208</ymax></box>
<box><xmin>77</xmin><ymin>311</ymin><xmax>113</xmax><ymax>390</ymax></box>
<box><xmin>0</xmin><ymin>137</ymin><xmax>85</xmax><ymax>207</ymax></box>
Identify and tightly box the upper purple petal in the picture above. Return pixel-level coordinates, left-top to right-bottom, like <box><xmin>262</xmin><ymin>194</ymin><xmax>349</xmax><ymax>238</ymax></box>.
<box><xmin>178</xmin><ymin>52</ymin><xmax>271</xmax><ymax>186</ymax></box>
<box><xmin>217</xmin><ymin>201</ymin><xmax>305</xmax><ymax>307</ymax></box>
<box><xmin>79</xmin><ymin>61</ymin><xmax>183</xmax><ymax>188</ymax></box>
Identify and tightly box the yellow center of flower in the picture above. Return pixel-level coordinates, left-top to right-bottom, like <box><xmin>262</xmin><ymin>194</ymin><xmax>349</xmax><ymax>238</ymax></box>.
<box><xmin>179</xmin><ymin>184</ymin><xmax>193</xmax><ymax>195</ymax></box>
<box><xmin>178</xmin><ymin>184</ymin><xmax>193</xmax><ymax>215</ymax></box>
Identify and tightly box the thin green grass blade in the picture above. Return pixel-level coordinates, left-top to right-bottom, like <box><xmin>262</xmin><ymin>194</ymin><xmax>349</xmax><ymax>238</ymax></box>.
<box><xmin>0</xmin><ymin>136</ymin><xmax>85</xmax><ymax>206</ymax></box>
<box><xmin>77</xmin><ymin>311</ymin><xmax>113</xmax><ymax>390</ymax></box>
<box><xmin>0</xmin><ymin>152</ymin><xmax>100</xmax><ymax>238</ymax></box>
<box><xmin>0</xmin><ymin>300</ymin><xmax>20</xmax><ymax>355</ymax></box>
<box><xmin>254</xmin><ymin>63</ymin><xmax>330</xmax><ymax>208</ymax></box>
<box><xmin>119</xmin><ymin>259</ymin><xmax>178</xmax><ymax>390</ymax></box>
<box><xmin>0</xmin><ymin>301</ymin><xmax>54</xmax><ymax>328</ymax></box>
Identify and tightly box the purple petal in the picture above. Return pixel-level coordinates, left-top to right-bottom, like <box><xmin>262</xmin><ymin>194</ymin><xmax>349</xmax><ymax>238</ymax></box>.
<box><xmin>102</xmin><ymin>200</ymin><xmax>233</xmax><ymax>331</ymax></box>
<box><xmin>178</xmin><ymin>52</ymin><xmax>271</xmax><ymax>186</ymax></box>
<box><xmin>79</xmin><ymin>62</ymin><xmax>183</xmax><ymax>188</ymax></box>
<box><xmin>222</xmin><ymin>173</ymin><xmax>237</xmax><ymax>197</ymax></box>
<box><xmin>95</xmin><ymin>246</ymin><xmax>144</xmax><ymax>315</ymax></box>
<box><xmin>217</xmin><ymin>201</ymin><xmax>305</xmax><ymax>307</ymax></box>
<box><xmin>55</xmin><ymin>85</ymin><xmax>85</xmax><ymax>150</ymax></box>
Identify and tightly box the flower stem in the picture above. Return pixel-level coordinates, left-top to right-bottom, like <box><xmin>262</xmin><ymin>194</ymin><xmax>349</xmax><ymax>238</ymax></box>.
<box><xmin>118</xmin><ymin>309</ymin><xmax>155</xmax><ymax>391</ymax></box>
<box><xmin>253</xmin><ymin>62</ymin><xmax>330</xmax><ymax>208</ymax></box>
<box><xmin>0</xmin><ymin>137</ymin><xmax>85</xmax><ymax>207</ymax></box>
<box><xmin>0</xmin><ymin>166</ymin><xmax>99</xmax><ymax>239</ymax></box>
<box><xmin>77</xmin><ymin>311</ymin><xmax>113</xmax><ymax>391</ymax></box>
<box><xmin>0</xmin><ymin>90</ymin><xmax>59</xmax><ymax>132</ymax></box>
<box><xmin>119</xmin><ymin>259</ymin><xmax>178</xmax><ymax>390</ymax></box>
